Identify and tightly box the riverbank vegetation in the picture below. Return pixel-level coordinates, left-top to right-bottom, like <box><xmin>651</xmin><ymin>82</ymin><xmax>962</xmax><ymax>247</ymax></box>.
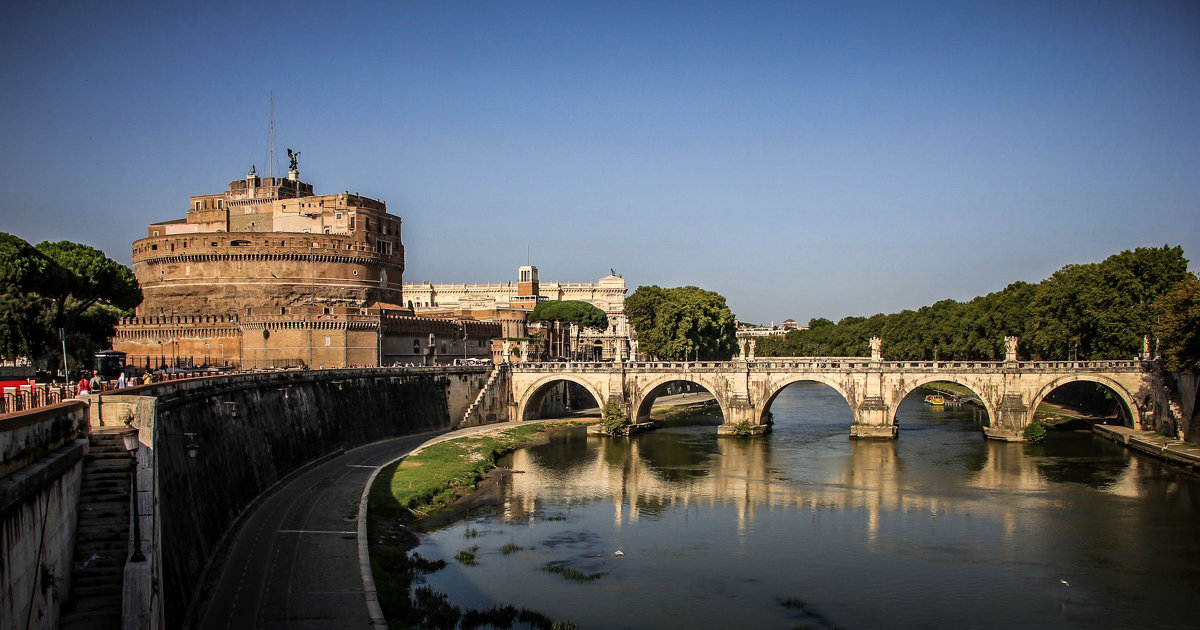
<box><xmin>367</xmin><ymin>421</ymin><xmax>588</xmax><ymax>629</ymax></box>
<box><xmin>754</xmin><ymin>246</ymin><xmax>1197</xmax><ymax>364</ymax></box>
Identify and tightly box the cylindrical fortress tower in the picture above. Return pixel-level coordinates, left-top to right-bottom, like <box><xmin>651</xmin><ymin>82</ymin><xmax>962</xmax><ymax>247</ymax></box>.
<box><xmin>131</xmin><ymin>232</ymin><xmax>404</xmax><ymax>316</ymax></box>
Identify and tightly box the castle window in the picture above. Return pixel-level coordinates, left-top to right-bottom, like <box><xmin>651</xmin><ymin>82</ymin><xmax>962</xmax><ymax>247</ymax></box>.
<box><xmin>335</xmin><ymin>212</ymin><xmax>342</xmax><ymax>220</ymax></box>
<box><xmin>151</xmin><ymin>244</ymin><xmax>158</xmax><ymax>250</ymax></box>
<box><xmin>324</xmin><ymin>336</ymin><xmax>331</xmax><ymax>347</ymax></box>
<box><xmin>195</xmin><ymin>201</ymin><xmax>200</xmax><ymax>211</ymax></box>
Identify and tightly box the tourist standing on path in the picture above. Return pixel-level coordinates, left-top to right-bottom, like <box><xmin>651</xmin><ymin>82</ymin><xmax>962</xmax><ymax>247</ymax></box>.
<box><xmin>89</xmin><ymin>372</ymin><xmax>102</xmax><ymax>392</ymax></box>
<box><xmin>77</xmin><ymin>372</ymin><xmax>89</xmax><ymax>395</ymax></box>
<box><xmin>117</xmin><ymin>372</ymin><xmax>126</xmax><ymax>389</ymax></box>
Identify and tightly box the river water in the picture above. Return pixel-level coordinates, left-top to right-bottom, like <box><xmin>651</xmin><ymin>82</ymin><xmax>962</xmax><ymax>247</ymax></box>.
<box><xmin>414</xmin><ymin>383</ymin><xmax>1200</xmax><ymax>629</ymax></box>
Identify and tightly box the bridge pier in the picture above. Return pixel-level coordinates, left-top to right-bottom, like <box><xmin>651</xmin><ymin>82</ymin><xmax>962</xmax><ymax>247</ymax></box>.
<box><xmin>982</xmin><ymin>394</ymin><xmax>1030</xmax><ymax>441</ymax></box>
<box><xmin>850</xmin><ymin>396</ymin><xmax>897</xmax><ymax>439</ymax></box>
<box><xmin>716</xmin><ymin>397</ymin><xmax>772</xmax><ymax>435</ymax></box>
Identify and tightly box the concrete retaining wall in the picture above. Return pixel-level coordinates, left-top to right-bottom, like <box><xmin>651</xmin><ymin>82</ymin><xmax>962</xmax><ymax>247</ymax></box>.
<box><xmin>0</xmin><ymin>402</ymin><xmax>88</xmax><ymax>630</ymax></box>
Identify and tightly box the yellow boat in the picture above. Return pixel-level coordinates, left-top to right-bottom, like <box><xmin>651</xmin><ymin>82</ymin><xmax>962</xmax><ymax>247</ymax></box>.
<box><xmin>924</xmin><ymin>394</ymin><xmax>946</xmax><ymax>406</ymax></box>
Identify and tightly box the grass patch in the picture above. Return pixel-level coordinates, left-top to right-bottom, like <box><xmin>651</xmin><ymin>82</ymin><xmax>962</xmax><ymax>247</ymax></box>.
<box><xmin>542</xmin><ymin>563</ymin><xmax>607</xmax><ymax>583</ymax></box>
<box><xmin>455</xmin><ymin>545</ymin><xmax>479</xmax><ymax>565</ymax></box>
<box><xmin>650</xmin><ymin>404</ymin><xmax>686</xmax><ymax>417</ymax></box>
<box><xmin>386</xmin><ymin>421</ymin><xmax>585</xmax><ymax>518</ymax></box>
<box><xmin>501</xmin><ymin>543</ymin><xmax>523</xmax><ymax>555</ymax></box>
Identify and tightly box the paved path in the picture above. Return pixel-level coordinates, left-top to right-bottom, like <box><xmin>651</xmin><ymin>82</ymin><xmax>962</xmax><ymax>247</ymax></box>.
<box><xmin>1093</xmin><ymin>424</ymin><xmax>1200</xmax><ymax>467</ymax></box>
<box><xmin>195</xmin><ymin>433</ymin><xmax>436</xmax><ymax>630</ymax></box>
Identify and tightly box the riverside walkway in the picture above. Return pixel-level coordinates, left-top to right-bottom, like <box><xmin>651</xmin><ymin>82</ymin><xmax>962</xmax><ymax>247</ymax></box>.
<box><xmin>1093</xmin><ymin>424</ymin><xmax>1200</xmax><ymax>468</ymax></box>
<box><xmin>193</xmin><ymin>420</ymin><xmax>554</xmax><ymax>629</ymax></box>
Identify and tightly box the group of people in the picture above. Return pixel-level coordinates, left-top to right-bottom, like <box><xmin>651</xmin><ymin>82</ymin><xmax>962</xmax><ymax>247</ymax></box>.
<box><xmin>76</xmin><ymin>370</ymin><xmax>157</xmax><ymax>394</ymax></box>
<box><xmin>75</xmin><ymin>371</ymin><xmax>104</xmax><ymax>395</ymax></box>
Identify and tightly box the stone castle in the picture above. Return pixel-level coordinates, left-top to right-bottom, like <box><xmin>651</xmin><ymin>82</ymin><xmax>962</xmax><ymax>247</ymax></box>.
<box><xmin>113</xmin><ymin>164</ymin><xmax>498</xmax><ymax>368</ymax></box>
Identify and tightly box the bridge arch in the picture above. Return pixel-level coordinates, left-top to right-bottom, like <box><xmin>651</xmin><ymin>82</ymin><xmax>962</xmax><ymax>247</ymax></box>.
<box><xmin>1028</xmin><ymin>374</ymin><xmax>1142</xmax><ymax>428</ymax></box>
<box><xmin>629</xmin><ymin>372</ymin><xmax>728</xmax><ymax>423</ymax></box>
<box><xmin>757</xmin><ymin>375</ymin><xmax>856</xmax><ymax>425</ymax></box>
<box><xmin>894</xmin><ymin>376</ymin><xmax>996</xmax><ymax>427</ymax></box>
<box><xmin>515</xmin><ymin>374</ymin><xmax>606</xmax><ymax>421</ymax></box>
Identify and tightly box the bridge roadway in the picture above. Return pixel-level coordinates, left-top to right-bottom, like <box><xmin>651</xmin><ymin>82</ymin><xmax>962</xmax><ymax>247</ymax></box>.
<box><xmin>507</xmin><ymin>356</ymin><xmax>1151</xmax><ymax>440</ymax></box>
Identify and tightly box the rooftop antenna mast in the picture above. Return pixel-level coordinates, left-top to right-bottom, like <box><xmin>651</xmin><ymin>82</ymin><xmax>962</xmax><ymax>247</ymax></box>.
<box><xmin>269</xmin><ymin>92</ymin><xmax>275</xmax><ymax>180</ymax></box>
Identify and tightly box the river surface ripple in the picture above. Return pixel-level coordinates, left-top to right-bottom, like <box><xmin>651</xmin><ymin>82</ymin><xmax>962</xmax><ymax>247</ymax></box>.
<box><xmin>414</xmin><ymin>383</ymin><xmax>1200</xmax><ymax>629</ymax></box>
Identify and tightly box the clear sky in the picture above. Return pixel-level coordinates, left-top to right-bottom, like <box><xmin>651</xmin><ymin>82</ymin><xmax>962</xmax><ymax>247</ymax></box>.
<box><xmin>2</xmin><ymin>1</ymin><xmax>1196</xmax><ymax>325</ymax></box>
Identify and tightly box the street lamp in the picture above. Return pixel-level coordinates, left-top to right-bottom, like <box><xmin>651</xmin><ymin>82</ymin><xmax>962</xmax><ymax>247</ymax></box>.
<box><xmin>120</xmin><ymin>427</ymin><xmax>146</xmax><ymax>563</ymax></box>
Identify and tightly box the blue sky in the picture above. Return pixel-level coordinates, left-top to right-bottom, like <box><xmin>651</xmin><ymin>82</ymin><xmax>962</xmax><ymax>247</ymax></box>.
<box><xmin>2</xmin><ymin>1</ymin><xmax>1196</xmax><ymax>325</ymax></box>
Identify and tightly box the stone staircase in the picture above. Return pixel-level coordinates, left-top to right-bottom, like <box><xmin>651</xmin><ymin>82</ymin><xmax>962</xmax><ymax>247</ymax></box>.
<box><xmin>60</xmin><ymin>428</ymin><xmax>133</xmax><ymax>630</ymax></box>
<box><xmin>462</xmin><ymin>363</ymin><xmax>509</xmax><ymax>426</ymax></box>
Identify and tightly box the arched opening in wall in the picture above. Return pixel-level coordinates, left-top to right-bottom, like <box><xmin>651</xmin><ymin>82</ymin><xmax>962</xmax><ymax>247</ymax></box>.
<box><xmin>1034</xmin><ymin>381</ymin><xmax>1133</xmax><ymax>431</ymax></box>
<box><xmin>522</xmin><ymin>379</ymin><xmax>600</xmax><ymax>421</ymax></box>
<box><xmin>893</xmin><ymin>380</ymin><xmax>989</xmax><ymax>436</ymax></box>
<box><xmin>633</xmin><ymin>380</ymin><xmax>719</xmax><ymax>425</ymax></box>
<box><xmin>760</xmin><ymin>381</ymin><xmax>854</xmax><ymax>438</ymax></box>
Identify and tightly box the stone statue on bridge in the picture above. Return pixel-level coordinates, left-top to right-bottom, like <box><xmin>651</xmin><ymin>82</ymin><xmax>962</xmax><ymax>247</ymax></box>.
<box><xmin>737</xmin><ymin>338</ymin><xmax>747</xmax><ymax>360</ymax></box>
<box><xmin>748</xmin><ymin>338</ymin><xmax>756</xmax><ymax>361</ymax></box>
<box><xmin>1005</xmin><ymin>336</ymin><xmax>1019</xmax><ymax>362</ymax></box>
<box><xmin>870</xmin><ymin>336</ymin><xmax>882</xmax><ymax>362</ymax></box>
<box><xmin>287</xmin><ymin>148</ymin><xmax>300</xmax><ymax>173</ymax></box>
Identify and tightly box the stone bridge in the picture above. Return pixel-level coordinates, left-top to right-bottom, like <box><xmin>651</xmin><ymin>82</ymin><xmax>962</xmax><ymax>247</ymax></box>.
<box><xmin>509</xmin><ymin>356</ymin><xmax>1153</xmax><ymax>441</ymax></box>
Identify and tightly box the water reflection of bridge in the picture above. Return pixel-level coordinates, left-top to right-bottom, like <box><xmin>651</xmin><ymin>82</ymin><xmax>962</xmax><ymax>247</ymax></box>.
<box><xmin>494</xmin><ymin>429</ymin><xmax>1158</xmax><ymax>546</ymax></box>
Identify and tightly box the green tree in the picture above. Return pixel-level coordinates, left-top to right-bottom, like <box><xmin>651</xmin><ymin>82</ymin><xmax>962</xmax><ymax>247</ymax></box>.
<box><xmin>527</xmin><ymin>300</ymin><xmax>609</xmax><ymax>331</ymax></box>
<box><xmin>625</xmin><ymin>285</ymin><xmax>737</xmax><ymax>360</ymax></box>
<box><xmin>1026</xmin><ymin>246</ymin><xmax>1189</xmax><ymax>360</ymax></box>
<box><xmin>1155</xmin><ymin>274</ymin><xmax>1200</xmax><ymax>373</ymax></box>
<box><xmin>0</xmin><ymin>233</ymin><xmax>141</xmax><ymax>377</ymax></box>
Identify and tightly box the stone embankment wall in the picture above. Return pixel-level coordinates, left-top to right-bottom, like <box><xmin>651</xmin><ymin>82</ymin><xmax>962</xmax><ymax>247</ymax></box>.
<box><xmin>104</xmin><ymin>367</ymin><xmax>489</xmax><ymax>627</ymax></box>
<box><xmin>0</xmin><ymin>402</ymin><xmax>88</xmax><ymax>630</ymax></box>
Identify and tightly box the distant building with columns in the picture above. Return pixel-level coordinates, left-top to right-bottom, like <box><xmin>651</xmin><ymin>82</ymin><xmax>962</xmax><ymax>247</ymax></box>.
<box><xmin>112</xmin><ymin>165</ymin><xmax>498</xmax><ymax>369</ymax></box>
<box><xmin>404</xmin><ymin>266</ymin><xmax>633</xmax><ymax>360</ymax></box>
